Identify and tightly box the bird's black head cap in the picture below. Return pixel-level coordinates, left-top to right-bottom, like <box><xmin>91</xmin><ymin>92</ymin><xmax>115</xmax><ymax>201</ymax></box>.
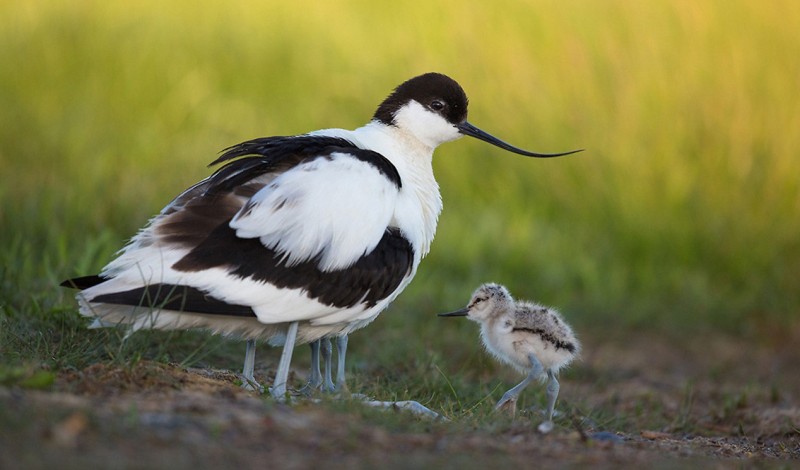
<box><xmin>373</xmin><ymin>72</ymin><xmax>468</xmax><ymax>126</ymax></box>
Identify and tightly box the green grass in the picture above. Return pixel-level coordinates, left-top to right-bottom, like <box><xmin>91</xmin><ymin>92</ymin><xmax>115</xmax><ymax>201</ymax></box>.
<box><xmin>1</xmin><ymin>0</ymin><xmax>799</xmax><ymax>408</ymax></box>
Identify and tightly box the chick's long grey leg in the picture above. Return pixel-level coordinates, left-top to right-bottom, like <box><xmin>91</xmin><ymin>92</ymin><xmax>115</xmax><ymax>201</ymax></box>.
<box><xmin>495</xmin><ymin>353</ymin><xmax>545</xmax><ymax>417</ymax></box>
<box><xmin>320</xmin><ymin>337</ymin><xmax>335</xmax><ymax>392</ymax></box>
<box><xmin>299</xmin><ymin>340</ymin><xmax>322</xmax><ymax>395</ymax></box>
<box><xmin>271</xmin><ymin>321</ymin><xmax>299</xmax><ymax>399</ymax></box>
<box><xmin>538</xmin><ymin>370</ymin><xmax>560</xmax><ymax>434</ymax></box>
<box><xmin>335</xmin><ymin>335</ymin><xmax>349</xmax><ymax>393</ymax></box>
<box><xmin>241</xmin><ymin>339</ymin><xmax>264</xmax><ymax>393</ymax></box>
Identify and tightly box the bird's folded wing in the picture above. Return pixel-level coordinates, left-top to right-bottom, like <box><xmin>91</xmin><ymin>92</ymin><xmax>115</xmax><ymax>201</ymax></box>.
<box><xmin>229</xmin><ymin>151</ymin><xmax>400</xmax><ymax>272</ymax></box>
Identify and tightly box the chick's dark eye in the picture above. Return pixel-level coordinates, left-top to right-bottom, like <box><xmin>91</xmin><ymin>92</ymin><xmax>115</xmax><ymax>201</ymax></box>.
<box><xmin>430</xmin><ymin>100</ymin><xmax>445</xmax><ymax>111</ymax></box>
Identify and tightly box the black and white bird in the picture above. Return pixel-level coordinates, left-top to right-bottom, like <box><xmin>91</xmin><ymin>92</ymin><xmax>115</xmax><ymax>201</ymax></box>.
<box><xmin>439</xmin><ymin>283</ymin><xmax>580</xmax><ymax>433</ymax></box>
<box><xmin>61</xmin><ymin>73</ymin><xmax>581</xmax><ymax>398</ymax></box>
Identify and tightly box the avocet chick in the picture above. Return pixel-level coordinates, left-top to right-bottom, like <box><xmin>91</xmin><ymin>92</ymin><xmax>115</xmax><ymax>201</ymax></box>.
<box><xmin>439</xmin><ymin>283</ymin><xmax>580</xmax><ymax>433</ymax></box>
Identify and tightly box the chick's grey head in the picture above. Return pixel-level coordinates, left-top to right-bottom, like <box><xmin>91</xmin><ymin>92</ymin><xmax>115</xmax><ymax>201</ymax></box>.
<box><xmin>439</xmin><ymin>283</ymin><xmax>514</xmax><ymax>323</ymax></box>
<box><xmin>467</xmin><ymin>283</ymin><xmax>515</xmax><ymax>321</ymax></box>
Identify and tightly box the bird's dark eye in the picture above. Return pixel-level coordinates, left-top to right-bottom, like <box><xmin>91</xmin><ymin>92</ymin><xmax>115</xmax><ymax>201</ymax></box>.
<box><xmin>430</xmin><ymin>100</ymin><xmax>445</xmax><ymax>111</ymax></box>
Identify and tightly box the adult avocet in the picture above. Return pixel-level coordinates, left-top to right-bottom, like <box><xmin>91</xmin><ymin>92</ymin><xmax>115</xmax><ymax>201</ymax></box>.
<box><xmin>62</xmin><ymin>73</ymin><xmax>581</xmax><ymax>398</ymax></box>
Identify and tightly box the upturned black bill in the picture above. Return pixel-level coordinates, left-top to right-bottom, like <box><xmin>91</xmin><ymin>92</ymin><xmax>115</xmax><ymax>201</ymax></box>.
<box><xmin>457</xmin><ymin>121</ymin><xmax>583</xmax><ymax>158</ymax></box>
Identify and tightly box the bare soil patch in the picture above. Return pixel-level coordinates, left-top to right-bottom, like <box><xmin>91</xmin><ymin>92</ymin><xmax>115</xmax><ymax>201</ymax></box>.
<box><xmin>1</xmin><ymin>332</ymin><xmax>798</xmax><ymax>468</ymax></box>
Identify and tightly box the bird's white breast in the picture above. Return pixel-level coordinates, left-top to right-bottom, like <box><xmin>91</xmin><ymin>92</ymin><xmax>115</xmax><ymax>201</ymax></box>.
<box><xmin>480</xmin><ymin>317</ymin><xmax>529</xmax><ymax>372</ymax></box>
<box><xmin>345</xmin><ymin>122</ymin><xmax>443</xmax><ymax>261</ymax></box>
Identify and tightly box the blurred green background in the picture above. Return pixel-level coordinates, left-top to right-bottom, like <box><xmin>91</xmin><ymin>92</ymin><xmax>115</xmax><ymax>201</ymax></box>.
<box><xmin>1</xmin><ymin>0</ymin><xmax>799</xmax><ymax>351</ymax></box>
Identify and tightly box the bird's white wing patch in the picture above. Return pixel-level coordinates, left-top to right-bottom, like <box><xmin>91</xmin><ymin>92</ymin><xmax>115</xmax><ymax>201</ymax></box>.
<box><xmin>229</xmin><ymin>153</ymin><xmax>399</xmax><ymax>271</ymax></box>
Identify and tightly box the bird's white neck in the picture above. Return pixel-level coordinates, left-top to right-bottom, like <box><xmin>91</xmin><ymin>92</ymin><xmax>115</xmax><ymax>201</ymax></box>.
<box><xmin>349</xmin><ymin>122</ymin><xmax>443</xmax><ymax>259</ymax></box>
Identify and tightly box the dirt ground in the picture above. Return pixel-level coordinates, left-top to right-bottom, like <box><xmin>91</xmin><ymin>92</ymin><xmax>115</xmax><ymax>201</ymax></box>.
<box><xmin>1</xmin><ymin>332</ymin><xmax>798</xmax><ymax>469</ymax></box>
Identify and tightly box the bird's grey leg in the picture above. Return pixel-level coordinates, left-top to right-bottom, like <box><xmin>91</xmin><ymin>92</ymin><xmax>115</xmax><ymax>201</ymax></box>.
<box><xmin>495</xmin><ymin>353</ymin><xmax>544</xmax><ymax>417</ymax></box>
<box><xmin>271</xmin><ymin>321</ymin><xmax>299</xmax><ymax>399</ymax></box>
<box><xmin>299</xmin><ymin>339</ymin><xmax>322</xmax><ymax>395</ymax></box>
<box><xmin>360</xmin><ymin>397</ymin><xmax>447</xmax><ymax>421</ymax></box>
<box><xmin>310</xmin><ymin>339</ymin><xmax>322</xmax><ymax>387</ymax></box>
<box><xmin>241</xmin><ymin>339</ymin><xmax>264</xmax><ymax>393</ymax></box>
<box><xmin>337</xmin><ymin>332</ymin><xmax>442</xmax><ymax>419</ymax></box>
<box><xmin>537</xmin><ymin>370</ymin><xmax>560</xmax><ymax>434</ymax></box>
<box><xmin>321</xmin><ymin>337</ymin><xmax>336</xmax><ymax>392</ymax></box>
<box><xmin>335</xmin><ymin>335</ymin><xmax>349</xmax><ymax>393</ymax></box>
